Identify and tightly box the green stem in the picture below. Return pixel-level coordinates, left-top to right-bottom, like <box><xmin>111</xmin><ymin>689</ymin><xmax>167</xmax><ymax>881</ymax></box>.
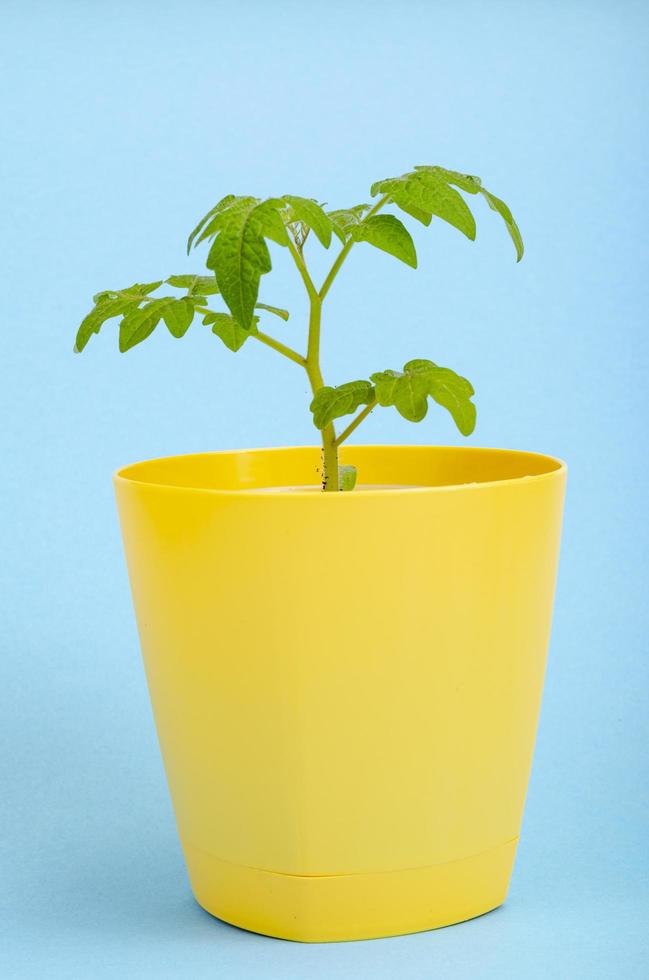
<box><xmin>321</xmin><ymin>426</ymin><xmax>340</xmax><ymax>492</ymax></box>
<box><xmin>318</xmin><ymin>194</ymin><xmax>390</xmax><ymax>300</ymax></box>
<box><xmin>255</xmin><ymin>330</ymin><xmax>306</xmax><ymax>366</ymax></box>
<box><xmin>289</xmin><ymin>199</ymin><xmax>391</xmax><ymax>491</ymax></box>
<box><xmin>304</xmin><ymin>296</ymin><xmax>339</xmax><ymax>492</ymax></box>
<box><xmin>318</xmin><ymin>239</ymin><xmax>354</xmax><ymax>302</ymax></box>
<box><xmin>334</xmin><ymin>399</ymin><xmax>377</xmax><ymax>447</ymax></box>
<box><xmin>306</xmin><ymin>293</ymin><xmax>322</xmax><ymax>366</ymax></box>
<box><xmin>286</xmin><ymin>237</ymin><xmax>318</xmax><ymax>301</ymax></box>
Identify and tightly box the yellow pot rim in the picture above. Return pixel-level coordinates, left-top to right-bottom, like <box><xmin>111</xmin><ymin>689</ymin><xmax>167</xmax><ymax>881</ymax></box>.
<box><xmin>113</xmin><ymin>444</ymin><xmax>567</xmax><ymax>498</ymax></box>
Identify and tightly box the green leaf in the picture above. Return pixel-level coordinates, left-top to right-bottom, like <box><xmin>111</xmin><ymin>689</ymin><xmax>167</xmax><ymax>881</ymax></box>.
<box><xmin>282</xmin><ymin>196</ymin><xmax>333</xmax><ymax>248</ymax></box>
<box><xmin>255</xmin><ymin>302</ymin><xmax>289</xmax><ymax>321</ymax></box>
<box><xmin>373</xmin><ymin>171</ymin><xmax>476</xmax><ymax>240</ymax></box>
<box><xmin>119</xmin><ymin>297</ymin><xmax>179</xmax><ymax>352</ymax></box>
<box><xmin>203</xmin><ymin>311</ymin><xmax>258</xmax><ymax>352</ymax></box>
<box><xmin>310</xmin><ymin>380</ymin><xmax>375</xmax><ymax>430</ymax></box>
<box><xmin>75</xmin><ymin>298</ymin><xmax>134</xmax><ymax>352</ymax></box>
<box><xmin>205</xmin><ymin>198</ymin><xmax>288</xmax><ymax>329</ymax></box>
<box><xmin>187</xmin><ymin>194</ymin><xmax>239</xmax><ymax>253</ymax></box>
<box><xmin>339</xmin><ymin>464</ymin><xmax>357</xmax><ymax>492</ymax></box>
<box><xmin>327</xmin><ymin>205</ymin><xmax>370</xmax><ymax>243</ymax></box>
<box><xmin>392</xmin><ymin>198</ymin><xmax>432</xmax><ymax>226</ymax></box>
<box><xmin>256</xmin><ymin>200</ymin><xmax>291</xmax><ymax>246</ymax></box>
<box><xmin>479</xmin><ymin>189</ymin><xmax>524</xmax><ymax>262</ymax></box>
<box><xmin>190</xmin><ymin>196</ymin><xmax>259</xmax><ymax>250</ymax></box>
<box><xmin>370</xmin><ymin>358</ymin><xmax>476</xmax><ymax>434</ymax></box>
<box><xmin>161</xmin><ymin>297</ymin><xmax>195</xmax><ymax>338</ymax></box>
<box><xmin>166</xmin><ymin>274</ymin><xmax>220</xmax><ymax>295</ymax></box>
<box><xmin>353</xmin><ymin>214</ymin><xmax>417</xmax><ymax>268</ymax></box>
<box><xmin>93</xmin><ymin>281</ymin><xmax>162</xmax><ymax>304</ymax></box>
<box><xmin>374</xmin><ymin>165</ymin><xmax>523</xmax><ymax>261</ymax></box>
<box><xmin>75</xmin><ymin>281</ymin><xmax>164</xmax><ymax>352</ymax></box>
<box><xmin>414</xmin><ymin>166</ymin><xmax>482</xmax><ymax>195</ymax></box>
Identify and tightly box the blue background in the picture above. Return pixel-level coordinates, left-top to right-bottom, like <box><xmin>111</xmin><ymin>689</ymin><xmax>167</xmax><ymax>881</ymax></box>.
<box><xmin>1</xmin><ymin>1</ymin><xmax>647</xmax><ymax>976</ymax></box>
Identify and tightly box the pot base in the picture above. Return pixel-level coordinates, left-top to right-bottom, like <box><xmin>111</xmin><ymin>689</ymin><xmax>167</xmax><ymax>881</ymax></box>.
<box><xmin>183</xmin><ymin>838</ymin><xmax>518</xmax><ymax>943</ymax></box>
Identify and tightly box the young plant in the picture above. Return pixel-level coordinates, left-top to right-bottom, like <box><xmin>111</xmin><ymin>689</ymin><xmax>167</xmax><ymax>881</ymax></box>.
<box><xmin>74</xmin><ymin>165</ymin><xmax>523</xmax><ymax>491</ymax></box>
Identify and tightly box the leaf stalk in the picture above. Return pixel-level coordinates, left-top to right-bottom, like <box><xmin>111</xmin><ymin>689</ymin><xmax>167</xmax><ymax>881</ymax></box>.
<box><xmin>194</xmin><ymin>306</ymin><xmax>305</xmax><ymax>366</ymax></box>
<box><xmin>334</xmin><ymin>399</ymin><xmax>377</xmax><ymax>447</ymax></box>
<box><xmin>255</xmin><ymin>330</ymin><xmax>306</xmax><ymax>366</ymax></box>
<box><xmin>318</xmin><ymin>194</ymin><xmax>390</xmax><ymax>300</ymax></box>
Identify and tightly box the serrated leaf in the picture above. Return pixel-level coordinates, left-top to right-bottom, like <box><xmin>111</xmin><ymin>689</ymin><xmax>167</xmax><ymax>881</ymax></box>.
<box><xmin>374</xmin><ymin>165</ymin><xmax>523</xmax><ymax>261</ymax></box>
<box><xmin>76</xmin><ymin>281</ymin><xmax>168</xmax><ymax>352</ymax></box>
<box><xmin>310</xmin><ymin>380</ymin><xmax>375</xmax><ymax>430</ymax></box>
<box><xmin>353</xmin><ymin>214</ymin><xmax>417</xmax><ymax>268</ymax></box>
<box><xmin>93</xmin><ymin>280</ymin><xmax>162</xmax><ymax>305</ymax></box>
<box><xmin>75</xmin><ymin>294</ymin><xmax>144</xmax><ymax>352</ymax></box>
<box><xmin>205</xmin><ymin>198</ymin><xmax>288</xmax><ymax>329</ymax></box>
<box><xmin>370</xmin><ymin>358</ymin><xmax>476</xmax><ymax>434</ymax></box>
<box><xmin>339</xmin><ymin>464</ymin><xmax>357</xmax><ymax>492</ymax></box>
<box><xmin>374</xmin><ymin>172</ymin><xmax>476</xmax><ymax>240</ymax></box>
<box><xmin>119</xmin><ymin>297</ymin><xmax>178</xmax><ymax>352</ymax></box>
<box><xmin>187</xmin><ymin>194</ymin><xmax>239</xmax><ymax>253</ymax></box>
<box><xmin>282</xmin><ymin>196</ymin><xmax>332</xmax><ymax>248</ymax></box>
<box><xmin>414</xmin><ymin>166</ymin><xmax>482</xmax><ymax>195</ymax></box>
<box><xmin>203</xmin><ymin>311</ymin><xmax>258</xmax><ymax>352</ymax></box>
<box><xmin>255</xmin><ymin>302</ymin><xmax>289</xmax><ymax>321</ymax></box>
<box><xmin>161</xmin><ymin>297</ymin><xmax>195</xmax><ymax>338</ymax></box>
<box><xmin>92</xmin><ymin>292</ymin><xmax>119</xmax><ymax>305</ymax></box>
<box><xmin>479</xmin><ymin>189</ymin><xmax>524</xmax><ymax>261</ymax></box>
<box><xmin>166</xmin><ymin>274</ymin><xmax>220</xmax><ymax>295</ymax></box>
<box><xmin>327</xmin><ymin>205</ymin><xmax>371</xmax><ymax>243</ymax></box>
<box><xmin>191</xmin><ymin>196</ymin><xmax>263</xmax><ymax>251</ymax></box>
<box><xmin>256</xmin><ymin>202</ymin><xmax>290</xmax><ymax>247</ymax></box>
<box><xmin>75</xmin><ymin>299</ymin><xmax>131</xmax><ymax>352</ymax></box>
<box><xmin>392</xmin><ymin>198</ymin><xmax>432</xmax><ymax>226</ymax></box>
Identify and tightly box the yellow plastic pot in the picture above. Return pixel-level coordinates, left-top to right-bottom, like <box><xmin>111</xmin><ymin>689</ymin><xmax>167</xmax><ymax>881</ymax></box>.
<box><xmin>114</xmin><ymin>445</ymin><xmax>566</xmax><ymax>943</ymax></box>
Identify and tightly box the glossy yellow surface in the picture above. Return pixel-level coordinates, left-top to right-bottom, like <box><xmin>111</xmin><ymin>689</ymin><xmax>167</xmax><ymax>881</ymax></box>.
<box><xmin>114</xmin><ymin>445</ymin><xmax>566</xmax><ymax>942</ymax></box>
